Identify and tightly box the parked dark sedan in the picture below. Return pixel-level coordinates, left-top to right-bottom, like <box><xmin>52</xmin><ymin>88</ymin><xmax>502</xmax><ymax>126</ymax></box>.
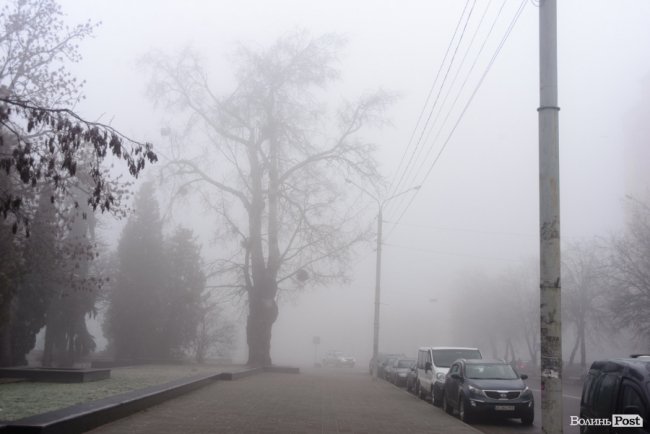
<box><xmin>406</xmin><ymin>362</ymin><xmax>418</xmax><ymax>394</ymax></box>
<box><xmin>378</xmin><ymin>355</ymin><xmax>401</xmax><ymax>380</ymax></box>
<box><xmin>369</xmin><ymin>353</ymin><xmax>403</xmax><ymax>376</ymax></box>
<box><xmin>387</xmin><ymin>358</ymin><xmax>415</xmax><ymax>386</ymax></box>
<box><xmin>442</xmin><ymin>359</ymin><xmax>534</xmax><ymax>425</ymax></box>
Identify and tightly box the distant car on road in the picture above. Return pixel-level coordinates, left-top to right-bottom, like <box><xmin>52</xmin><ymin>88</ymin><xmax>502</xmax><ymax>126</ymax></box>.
<box><xmin>442</xmin><ymin>358</ymin><xmax>534</xmax><ymax>425</ymax></box>
<box><xmin>579</xmin><ymin>355</ymin><xmax>649</xmax><ymax>433</ymax></box>
<box><xmin>322</xmin><ymin>351</ymin><xmax>356</xmax><ymax>368</ymax></box>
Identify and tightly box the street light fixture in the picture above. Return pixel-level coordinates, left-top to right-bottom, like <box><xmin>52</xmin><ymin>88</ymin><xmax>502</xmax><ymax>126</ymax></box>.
<box><xmin>345</xmin><ymin>179</ymin><xmax>421</xmax><ymax>379</ymax></box>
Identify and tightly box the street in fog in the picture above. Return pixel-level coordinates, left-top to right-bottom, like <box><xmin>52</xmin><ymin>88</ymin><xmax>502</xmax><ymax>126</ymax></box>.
<box><xmin>1</xmin><ymin>0</ymin><xmax>650</xmax><ymax>432</ymax></box>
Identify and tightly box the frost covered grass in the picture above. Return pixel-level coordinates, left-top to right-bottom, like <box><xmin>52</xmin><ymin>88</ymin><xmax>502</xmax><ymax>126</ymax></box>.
<box><xmin>0</xmin><ymin>364</ymin><xmax>229</xmax><ymax>421</ymax></box>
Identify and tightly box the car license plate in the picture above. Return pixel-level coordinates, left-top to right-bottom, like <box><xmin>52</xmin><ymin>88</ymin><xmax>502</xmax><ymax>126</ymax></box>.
<box><xmin>495</xmin><ymin>405</ymin><xmax>515</xmax><ymax>411</ymax></box>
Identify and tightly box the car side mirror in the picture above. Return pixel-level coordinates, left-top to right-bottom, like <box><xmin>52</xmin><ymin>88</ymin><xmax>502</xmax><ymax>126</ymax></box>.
<box><xmin>451</xmin><ymin>373</ymin><xmax>461</xmax><ymax>380</ymax></box>
<box><xmin>425</xmin><ymin>362</ymin><xmax>432</xmax><ymax>372</ymax></box>
<box><xmin>520</xmin><ymin>374</ymin><xmax>528</xmax><ymax>380</ymax></box>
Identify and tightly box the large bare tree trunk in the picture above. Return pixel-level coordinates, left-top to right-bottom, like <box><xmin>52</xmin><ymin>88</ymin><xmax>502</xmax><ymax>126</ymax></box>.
<box><xmin>568</xmin><ymin>328</ymin><xmax>579</xmax><ymax>366</ymax></box>
<box><xmin>42</xmin><ymin>322</ymin><xmax>54</xmax><ymax>367</ymax></box>
<box><xmin>0</xmin><ymin>298</ymin><xmax>12</xmax><ymax>366</ymax></box>
<box><xmin>246</xmin><ymin>290</ymin><xmax>278</xmax><ymax>366</ymax></box>
<box><xmin>579</xmin><ymin>321</ymin><xmax>586</xmax><ymax>369</ymax></box>
<box><xmin>245</xmin><ymin>128</ymin><xmax>282</xmax><ymax>367</ymax></box>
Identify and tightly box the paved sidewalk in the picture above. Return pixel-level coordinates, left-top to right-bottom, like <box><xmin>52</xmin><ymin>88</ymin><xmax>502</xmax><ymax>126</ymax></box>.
<box><xmin>87</xmin><ymin>367</ymin><xmax>481</xmax><ymax>434</ymax></box>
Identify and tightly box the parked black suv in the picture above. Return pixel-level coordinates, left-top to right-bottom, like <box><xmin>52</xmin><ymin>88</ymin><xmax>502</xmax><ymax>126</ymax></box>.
<box><xmin>579</xmin><ymin>355</ymin><xmax>650</xmax><ymax>433</ymax></box>
<box><xmin>442</xmin><ymin>358</ymin><xmax>534</xmax><ymax>425</ymax></box>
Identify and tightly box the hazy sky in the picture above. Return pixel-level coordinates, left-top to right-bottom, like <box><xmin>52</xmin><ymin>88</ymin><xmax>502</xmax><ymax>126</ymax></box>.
<box><xmin>57</xmin><ymin>0</ymin><xmax>650</xmax><ymax>364</ymax></box>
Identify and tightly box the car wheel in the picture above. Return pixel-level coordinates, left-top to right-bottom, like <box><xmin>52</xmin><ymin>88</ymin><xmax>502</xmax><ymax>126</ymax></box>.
<box><xmin>416</xmin><ymin>382</ymin><xmax>425</xmax><ymax>399</ymax></box>
<box><xmin>459</xmin><ymin>395</ymin><xmax>473</xmax><ymax>424</ymax></box>
<box><xmin>443</xmin><ymin>392</ymin><xmax>453</xmax><ymax>414</ymax></box>
<box><xmin>521</xmin><ymin>410</ymin><xmax>534</xmax><ymax>426</ymax></box>
<box><xmin>432</xmin><ymin>386</ymin><xmax>441</xmax><ymax>407</ymax></box>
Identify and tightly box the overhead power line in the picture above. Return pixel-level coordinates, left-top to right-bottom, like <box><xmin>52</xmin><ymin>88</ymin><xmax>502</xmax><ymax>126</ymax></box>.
<box><xmin>389</xmin><ymin>0</ymin><xmax>476</xmax><ymax>199</ymax></box>
<box><xmin>383</xmin><ymin>242</ymin><xmax>525</xmax><ymax>263</ymax></box>
<box><xmin>387</xmin><ymin>0</ymin><xmax>502</xmax><ymax>215</ymax></box>
<box><xmin>385</xmin><ymin>0</ymin><xmax>529</xmax><ymax>240</ymax></box>
<box><xmin>382</xmin><ymin>219</ymin><xmax>537</xmax><ymax>237</ymax></box>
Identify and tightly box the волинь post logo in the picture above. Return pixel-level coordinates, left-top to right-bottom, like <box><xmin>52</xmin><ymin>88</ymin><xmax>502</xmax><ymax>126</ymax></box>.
<box><xmin>570</xmin><ymin>414</ymin><xmax>644</xmax><ymax>428</ymax></box>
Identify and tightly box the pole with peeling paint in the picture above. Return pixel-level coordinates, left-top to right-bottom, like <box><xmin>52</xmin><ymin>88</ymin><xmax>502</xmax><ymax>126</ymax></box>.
<box><xmin>539</xmin><ymin>0</ymin><xmax>563</xmax><ymax>433</ymax></box>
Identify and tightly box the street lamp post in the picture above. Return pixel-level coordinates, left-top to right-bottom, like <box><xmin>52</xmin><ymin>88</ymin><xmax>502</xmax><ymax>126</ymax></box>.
<box><xmin>373</xmin><ymin>205</ymin><xmax>383</xmax><ymax>380</ymax></box>
<box><xmin>346</xmin><ymin>179</ymin><xmax>420</xmax><ymax>380</ymax></box>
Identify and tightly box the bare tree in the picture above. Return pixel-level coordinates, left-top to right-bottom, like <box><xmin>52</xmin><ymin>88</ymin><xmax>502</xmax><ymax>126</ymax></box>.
<box><xmin>609</xmin><ymin>197</ymin><xmax>650</xmax><ymax>347</ymax></box>
<box><xmin>142</xmin><ymin>32</ymin><xmax>391</xmax><ymax>366</ymax></box>
<box><xmin>193</xmin><ymin>295</ymin><xmax>235</xmax><ymax>363</ymax></box>
<box><xmin>562</xmin><ymin>240</ymin><xmax>611</xmax><ymax>369</ymax></box>
<box><xmin>448</xmin><ymin>270</ymin><xmax>507</xmax><ymax>358</ymax></box>
<box><xmin>501</xmin><ymin>261</ymin><xmax>540</xmax><ymax>367</ymax></box>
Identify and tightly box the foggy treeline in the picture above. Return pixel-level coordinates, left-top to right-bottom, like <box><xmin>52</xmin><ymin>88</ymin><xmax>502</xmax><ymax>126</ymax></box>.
<box><xmin>104</xmin><ymin>181</ymin><xmax>235</xmax><ymax>363</ymax></box>
<box><xmin>447</xmin><ymin>197</ymin><xmax>650</xmax><ymax>370</ymax></box>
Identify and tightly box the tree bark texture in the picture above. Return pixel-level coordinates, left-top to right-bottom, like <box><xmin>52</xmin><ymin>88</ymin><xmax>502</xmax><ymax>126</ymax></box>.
<box><xmin>246</xmin><ymin>288</ymin><xmax>278</xmax><ymax>366</ymax></box>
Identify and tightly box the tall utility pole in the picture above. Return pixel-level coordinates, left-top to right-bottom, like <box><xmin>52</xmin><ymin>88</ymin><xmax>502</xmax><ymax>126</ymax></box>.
<box><xmin>346</xmin><ymin>179</ymin><xmax>420</xmax><ymax>379</ymax></box>
<box><xmin>373</xmin><ymin>207</ymin><xmax>383</xmax><ymax>379</ymax></box>
<box><xmin>538</xmin><ymin>1</ymin><xmax>563</xmax><ymax>433</ymax></box>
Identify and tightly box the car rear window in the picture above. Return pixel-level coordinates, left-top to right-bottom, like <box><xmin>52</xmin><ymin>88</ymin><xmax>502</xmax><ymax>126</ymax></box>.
<box><xmin>398</xmin><ymin>360</ymin><xmax>414</xmax><ymax>368</ymax></box>
<box><xmin>432</xmin><ymin>349</ymin><xmax>482</xmax><ymax>368</ymax></box>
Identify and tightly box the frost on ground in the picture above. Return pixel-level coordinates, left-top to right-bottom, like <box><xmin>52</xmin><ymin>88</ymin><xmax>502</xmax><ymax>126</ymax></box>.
<box><xmin>0</xmin><ymin>364</ymin><xmax>229</xmax><ymax>421</ymax></box>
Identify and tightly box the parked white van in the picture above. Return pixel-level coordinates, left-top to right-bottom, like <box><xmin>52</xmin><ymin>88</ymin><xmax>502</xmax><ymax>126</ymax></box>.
<box><xmin>416</xmin><ymin>346</ymin><xmax>482</xmax><ymax>406</ymax></box>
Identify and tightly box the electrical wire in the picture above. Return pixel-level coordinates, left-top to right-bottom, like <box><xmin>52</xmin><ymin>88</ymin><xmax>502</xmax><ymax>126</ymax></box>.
<box><xmin>386</xmin><ymin>0</ymin><xmax>501</xmax><ymax>216</ymax></box>
<box><xmin>388</xmin><ymin>0</ymin><xmax>475</xmax><ymax>198</ymax></box>
<box><xmin>383</xmin><ymin>219</ymin><xmax>537</xmax><ymax>237</ymax></box>
<box><xmin>383</xmin><ymin>242</ymin><xmax>525</xmax><ymax>263</ymax></box>
<box><xmin>385</xmin><ymin>0</ymin><xmax>529</xmax><ymax>240</ymax></box>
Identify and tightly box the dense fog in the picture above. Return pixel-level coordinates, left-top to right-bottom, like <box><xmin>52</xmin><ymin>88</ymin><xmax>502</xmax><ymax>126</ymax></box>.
<box><xmin>2</xmin><ymin>0</ymin><xmax>649</xmax><ymax>372</ymax></box>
